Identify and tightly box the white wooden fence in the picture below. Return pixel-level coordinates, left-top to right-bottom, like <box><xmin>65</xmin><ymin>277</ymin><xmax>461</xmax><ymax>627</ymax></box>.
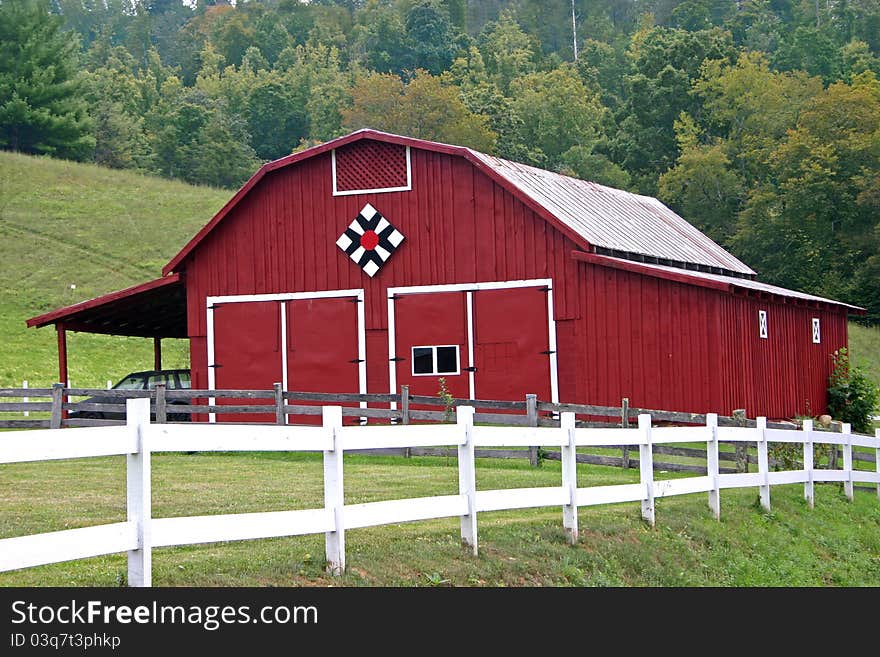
<box><xmin>1</xmin><ymin>399</ymin><xmax>879</xmax><ymax>586</ymax></box>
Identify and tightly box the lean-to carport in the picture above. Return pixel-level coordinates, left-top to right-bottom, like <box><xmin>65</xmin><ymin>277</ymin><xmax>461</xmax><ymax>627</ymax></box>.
<box><xmin>25</xmin><ymin>274</ymin><xmax>186</xmax><ymax>386</ymax></box>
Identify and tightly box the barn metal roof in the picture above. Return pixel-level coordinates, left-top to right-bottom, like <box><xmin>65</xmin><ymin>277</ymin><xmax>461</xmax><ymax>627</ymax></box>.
<box><xmin>162</xmin><ymin>129</ymin><xmax>755</xmax><ymax>277</ymax></box>
<box><xmin>468</xmin><ymin>151</ymin><xmax>755</xmax><ymax>276</ymax></box>
<box><xmin>573</xmin><ymin>252</ymin><xmax>865</xmax><ymax>311</ymax></box>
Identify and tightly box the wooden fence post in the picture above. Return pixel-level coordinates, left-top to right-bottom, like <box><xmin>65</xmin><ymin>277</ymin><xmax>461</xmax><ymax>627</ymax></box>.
<box><xmin>526</xmin><ymin>394</ymin><xmax>539</xmax><ymax>467</ymax></box>
<box><xmin>401</xmin><ymin>385</ymin><xmax>411</xmax><ymax>458</ymax></box>
<box><xmin>457</xmin><ymin>405</ymin><xmax>477</xmax><ymax>555</ymax></box>
<box><xmin>829</xmin><ymin>421</ymin><xmax>842</xmax><ymax>470</ymax></box>
<box><xmin>126</xmin><ymin>398</ymin><xmax>152</xmax><ymax>587</ymax></box>
<box><xmin>323</xmin><ymin>406</ymin><xmax>345</xmax><ymax>575</ymax></box>
<box><xmin>561</xmin><ymin>411</ymin><xmax>578</xmax><ymax>544</ymax></box>
<box><xmin>621</xmin><ymin>397</ymin><xmax>630</xmax><ymax>469</ymax></box>
<box><xmin>274</xmin><ymin>382</ymin><xmax>285</xmax><ymax>425</ymax></box>
<box><xmin>842</xmin><ymin>422</ymin><xmax>853</xmax><ymax>502</ymax></box>
<box><xmin>756</xmin><ymin>417</ymin><xmax>770</xmax><ymax>512</ymax></box>
<box><xmin>803</xmin><ymin>419</ymin><xmax>814</xmax><ymax>509</ymax></box>
<box><xmin>733</xmin><ymin>409</ymin><xmax>748</xmax><ymax>473</ymax></box>
<box><xmin>22</xmin><ymin>380</ymin><xmax>28</xmax><ymax>418</ymax></box>
<box><xmin>50</xmin><ymin>383</ymin><xmax>63</xmax><ymax>429</ymax></box>
<box><xmin>638</xmin><ymin>414</ymin><xmax>655</xmax><ymax>527</ymax></box>
<box><xmin>707</xmin><ymin>413</ymin><xmax>720</xmax><ymax>520</ymax></box>
<box><xmin>155</xmin><ymin>383</ymin><xmax>166</xmax><ymax>425</ymax></box>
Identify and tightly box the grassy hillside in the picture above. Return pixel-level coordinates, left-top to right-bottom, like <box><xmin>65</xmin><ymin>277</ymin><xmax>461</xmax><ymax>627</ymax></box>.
<box><xmin>0</xmin><ymin>152</ymin><xmax>230</xmax><ymax>387</ymax></box>
<box><xmin>849</xmin><ymin>323</ymin><xmax>880</xmax><ymax>390</ymax></box>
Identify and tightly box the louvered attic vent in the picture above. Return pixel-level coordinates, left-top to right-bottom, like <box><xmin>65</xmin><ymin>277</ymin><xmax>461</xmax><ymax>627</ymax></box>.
<box><xmin>332</xmin><ymin>140</ymin><xmax>411</xmax><ymax>196</ymax></box>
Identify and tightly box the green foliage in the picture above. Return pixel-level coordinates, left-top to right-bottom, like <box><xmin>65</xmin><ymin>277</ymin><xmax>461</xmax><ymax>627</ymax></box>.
<box><xmin>342</xmin><ymin>69</ymin><xmax>496</xmax><ymax>151</ymax></box>
<box><xmin>0</xmin><ymin>0</ymin><xmax>94</xmax><ymax>158</ymax></box>
<box><xmin>827</xmin><ymin>348</ymin><xmax>879</xmax><ymax>434</ymax></box>
<box><xmin>437</xmin><ymin>377</ymin><xmax>454</xmax><ymax>422</ymax></box>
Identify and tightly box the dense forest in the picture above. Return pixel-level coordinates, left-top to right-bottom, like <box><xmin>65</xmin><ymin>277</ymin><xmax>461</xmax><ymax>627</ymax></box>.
<box><xmin>1</xmin><ymin>0</ymin><xmax>879</xmax><ymax>322</ymax></box>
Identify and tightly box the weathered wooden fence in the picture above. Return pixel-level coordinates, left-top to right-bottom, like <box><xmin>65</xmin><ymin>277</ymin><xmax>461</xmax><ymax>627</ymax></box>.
<box><xmin>1</xmin><ymin>399</ymin><xmax>878</xmax><ymax>586</ymax></box>
<box><xmin>1</xmin><ymin>384</ymin><xmax>876</xmax><ymax>475</ymax></box>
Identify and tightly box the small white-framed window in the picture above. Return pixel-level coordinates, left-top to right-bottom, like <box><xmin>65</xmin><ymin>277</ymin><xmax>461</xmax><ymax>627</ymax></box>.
<box><xmin>758</xmin><ymin>310</ymin><xmax>768</xmax><ymax>339</ymax></box>
<box><xmin>812</xmin><ymin>318</ymin><xmax>821</xmax><ymax>344</ymax></box>
<box><xmin>411</xmin><ymin>345</ymin><xmax>460</xmax><ymax>376</ymax></box>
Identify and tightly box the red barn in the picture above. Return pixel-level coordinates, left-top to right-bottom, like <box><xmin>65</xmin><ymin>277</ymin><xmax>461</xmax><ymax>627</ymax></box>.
<box><xmin>28</xmin><ymin>129</ymin><xmax>864</xmax><ymax>420</ymax></box>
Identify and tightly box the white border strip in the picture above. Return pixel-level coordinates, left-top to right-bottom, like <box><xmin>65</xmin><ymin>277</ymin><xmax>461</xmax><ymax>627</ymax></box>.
<box><xmin>332</xmin><ymin>146</ymin><xmax>412</xmax><ymax>197</ymax></box>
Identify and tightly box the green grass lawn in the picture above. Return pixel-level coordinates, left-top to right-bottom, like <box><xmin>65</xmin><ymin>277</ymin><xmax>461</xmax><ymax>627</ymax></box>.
<box><xmin>1</xmin><ymin>452</ymin><xmax>878</xmax><ymax>587</ymax></box>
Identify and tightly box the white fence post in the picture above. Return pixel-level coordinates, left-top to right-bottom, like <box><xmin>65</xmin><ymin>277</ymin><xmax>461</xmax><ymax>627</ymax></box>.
<box><xmin>638</xmin><ymin>414</ymin><xmax>655</xmax><ymax>527</ymax></box>
<box><xmin>875</xmin><ymin>428</ymin><xmax>880</xmax><ymax>502</ymax></box>
<box><xmin>756</xmin><ymin>417</ymin><xmax>770</xmax><ymax>512</ymax></box>
<box><xmin>842</xmin><ymin>423</ymin><xmax>853</xmax><ymax>502</ymax></box>
<box><xmin>22</xmin><ymin>380</ymin><xmax>28</xmax><ymax>417</ymax></box>
<box><xmin>803</xmin><ymin>419</ymin><xmax>814</xmax><ymax>509</ymax></box>
<box><xmin>561</xmin><ymin>411</ymin><xmax>578</xmax><ymax>544</ymax></box>
<box><xmin>707</xmin><ymin>413</ymin><xmax>720</xmax><ymax>520</ymax></box>
<box><xmin>323</xmin><ymin>406</ymin><xmax>345</xmax><ymax>575</ymax></box>
<box><xmin>457</xmin><ymin>405</ymin><xmax>477</xmax><ymax>555</ymax></box>
<box><xmin>126</xmin><ymin>398</ymin><xmax>152</xmax><ymax>587</ymax></box>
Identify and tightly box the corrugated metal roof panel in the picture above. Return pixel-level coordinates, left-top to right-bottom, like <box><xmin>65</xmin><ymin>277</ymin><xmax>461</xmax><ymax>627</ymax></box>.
<box><xmin>469</xmin><ymin>151</ymin><xmax>756</xmax><ymax>276</ymax></box>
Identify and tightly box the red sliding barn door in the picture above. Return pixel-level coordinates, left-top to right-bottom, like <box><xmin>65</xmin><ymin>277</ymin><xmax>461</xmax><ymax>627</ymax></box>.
<box><xmin>393</xmin><ymin>292</ymin><xmax>470</xmax><ymax>403</ymax></box>
<box><xmin>286</xmin><ymin>296</ymin><xmax>362</xmax><ymax>424</ymax></box>
<box><xmin>212</xmin><ymin>300</ymin><xmax>281</xmax><ymax>422</ymax></box>
<box><xmin>472</xmin><ymin>287</ymin><xmax>553</xmax><ymax>402</ymax></box>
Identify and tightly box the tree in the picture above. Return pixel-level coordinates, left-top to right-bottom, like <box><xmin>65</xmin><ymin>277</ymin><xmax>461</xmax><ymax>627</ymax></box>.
<box><xmin>341</xmin><ymin>70</ymin><xmax>496</xmax><ymax>152</ymax></box>
<box><xmin>613</xmin><ymin>25</ymin><xmax>736</xmax><ymax>194</ymax></box>
<box><xmin>0</xmin><ymin>0</ymin><xmax>93</xmax><ymax>158</ymax></box>
<box><xmin>477</xmin><ymin>10</ymin><xmax>538</xmax><ymax>93</ymax></box>
<box><xmin>509</xmin><ymin>64</ymin><xmax>611</xmax><ymax>171</ymax></box>
<box><xmin>404</xmin><ymin>0</ymin><xmax>461</xmax><ymax>75</ymax></box>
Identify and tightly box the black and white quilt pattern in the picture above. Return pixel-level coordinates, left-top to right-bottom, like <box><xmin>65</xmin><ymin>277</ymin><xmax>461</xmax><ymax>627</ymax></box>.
<box><xmin>336</xmin><ymin>203</ymin><xmax>405</xmax><ymax>277</ymax></box>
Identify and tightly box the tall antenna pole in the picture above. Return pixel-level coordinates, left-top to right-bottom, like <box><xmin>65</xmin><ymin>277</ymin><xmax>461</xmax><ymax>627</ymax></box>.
<box><xmin>571</xmin><ymin>0</ymin><xmax>578</xmax><ymax>60</ymax></box>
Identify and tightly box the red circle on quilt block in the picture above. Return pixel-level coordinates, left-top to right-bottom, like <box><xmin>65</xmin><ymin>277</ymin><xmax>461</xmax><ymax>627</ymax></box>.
<box><xmin>360</xmin><ymin>230</ymin><xmax>380</xmax><ymax>250</ymax></box>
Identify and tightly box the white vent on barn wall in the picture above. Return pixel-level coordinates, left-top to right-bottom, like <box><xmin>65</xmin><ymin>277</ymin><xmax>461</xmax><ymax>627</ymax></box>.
<box><xmin>758</xmin><ymin>310</ymin><xmax>768</xmax><ymax>339</ymax></box>
<box><xmin>812</xmin><ymin>317</ymin><xmax>821</xmax><ymax>344</ymax></box>
<box><xmin>332</xmin><ymin>141</ymin><xmax>412</xmax><ymax>196</ymax></box>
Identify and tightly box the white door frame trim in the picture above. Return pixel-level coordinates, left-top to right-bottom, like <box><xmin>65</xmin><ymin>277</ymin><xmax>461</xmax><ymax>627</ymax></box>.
<box><xmin>206</xmin><ymin>289</ymin><xmax>367</xmax><ymax>423</ymax></box>
<box><xmin>386</xmin><ymin>278</ymin><xmax>559</xmax><ymax>405</ymax></box>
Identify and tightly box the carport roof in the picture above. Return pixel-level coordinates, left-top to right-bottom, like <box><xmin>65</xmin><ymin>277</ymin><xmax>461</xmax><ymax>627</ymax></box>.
<box><xmin>25</xmin><ymin>274</ymin><xmax>186</xmax><ymax>337</ymax></box>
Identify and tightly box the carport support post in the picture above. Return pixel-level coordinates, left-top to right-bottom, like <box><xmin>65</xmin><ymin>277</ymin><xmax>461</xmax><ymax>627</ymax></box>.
<box><xmin>457</xmin><ymin>405</ymin><xmax>477</xmax><ymax>555</ymax></box>
<box><xmin>323</xmin><ymin>406</ymin><xmax>345</xmax><ymax>575</ymax></box>
<box><xmin>56</xmin><ymin>323</ymin><xmax>68</xmax><ymax>422</ymax></box>
<box><xmin>126</xmin><ymin>398</ymin><xmax>152</xmax><ymax>587</ymax></box>
<box><xmin>153</xmin><ymin>337</ymin><xmax>162</xmax><ymax>371</ymax></box>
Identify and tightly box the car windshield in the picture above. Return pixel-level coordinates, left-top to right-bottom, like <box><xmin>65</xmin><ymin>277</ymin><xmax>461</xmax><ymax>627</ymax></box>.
<box><xmin>112</xmin><ymin>374</ymin><xmax>146</xmax><ymax>390</ymax></box>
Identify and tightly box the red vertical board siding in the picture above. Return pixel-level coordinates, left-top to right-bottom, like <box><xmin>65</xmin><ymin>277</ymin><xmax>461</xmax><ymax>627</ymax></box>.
<box><xmin>573</xmin><ymin>259</ymin><xmax>848</xmax><ymax>418</ymax></box>
<box><xmin>180</xmin><ymin>142</ymin><xmax>850</xmax><ymax>418</ymax></box>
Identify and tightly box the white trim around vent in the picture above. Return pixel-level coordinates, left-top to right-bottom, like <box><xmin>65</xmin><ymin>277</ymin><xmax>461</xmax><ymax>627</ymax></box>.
<box><xmin>331</xmin><ymin>146</ymin><xmax>412</xmax><ymax>197</ymax></box>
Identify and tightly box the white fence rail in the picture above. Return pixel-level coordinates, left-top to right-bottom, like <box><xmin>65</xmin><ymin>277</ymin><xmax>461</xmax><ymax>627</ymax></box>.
<box><xmin>1</xmin><ymin>400</ymin><xmax>879</xmax><ymax>586</ymax></box>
